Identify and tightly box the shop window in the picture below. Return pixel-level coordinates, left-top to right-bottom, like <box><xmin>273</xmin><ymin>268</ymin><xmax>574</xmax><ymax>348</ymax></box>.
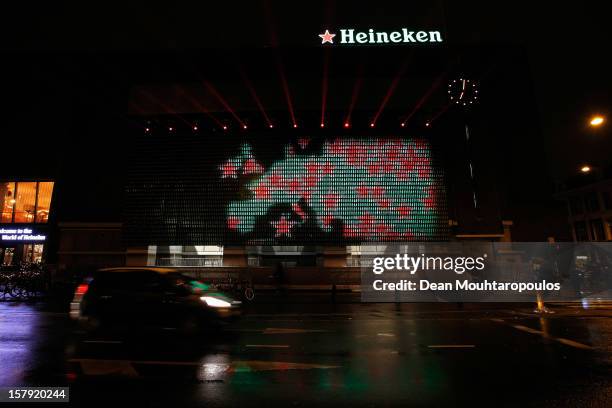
<box><xmin>36</xmin><ymin>182</ymin><xmax>54</xmax><ymax>223</ymax></box>
<box><xmin>1</xmin><ymin>182</ymin><xmax>15</xmax><ymax>223</ymax></box>
<box><xmin>23</xmin><ymin>244</ymin><xmax>44</xmax><ymax>263</ymax></box>
<box><xmin>13</xmin><ymin>182</ymin><xmax>37</xmax><ymax>223</ymax></box>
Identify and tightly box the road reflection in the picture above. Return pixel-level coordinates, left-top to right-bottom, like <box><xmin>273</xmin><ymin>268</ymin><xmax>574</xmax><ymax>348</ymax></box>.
<box><xmin>1</xmin><ymin>302</ymin><xmax>611</xmax><ymax>407</ymax></box>
<box><xmin>0</xmin><ymin>303</ymin><xmax>41</xmax><ymax>386</ymax></box>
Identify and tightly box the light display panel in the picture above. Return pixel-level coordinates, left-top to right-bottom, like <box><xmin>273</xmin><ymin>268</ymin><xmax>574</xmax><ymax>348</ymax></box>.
<box><xmin>124</xmin><ymin>133</ymin><xmax>448</xmax><ymax>245</ymax></box>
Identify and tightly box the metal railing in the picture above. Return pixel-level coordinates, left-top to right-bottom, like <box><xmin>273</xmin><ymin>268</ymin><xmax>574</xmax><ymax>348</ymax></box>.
<box><xmin>156</xmin><ymin>257</ymin><xmax>223</xmax><ymax>267</ymax></box>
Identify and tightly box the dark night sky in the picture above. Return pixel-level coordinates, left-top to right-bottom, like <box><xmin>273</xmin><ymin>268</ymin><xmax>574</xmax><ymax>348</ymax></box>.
<box><xmin>0</xmin><ymin>1</ymin><xmax>610</xmax><ymax>239</ymax></box>
<box><xmin>444</xmin><ymin>2</ymin><xmax>612</xmax><ymax>180</ymax></box>
<box><xmin>1</xmin><ymin>1</ymin><xmax>610</xmax><ymax>178</ymax></box>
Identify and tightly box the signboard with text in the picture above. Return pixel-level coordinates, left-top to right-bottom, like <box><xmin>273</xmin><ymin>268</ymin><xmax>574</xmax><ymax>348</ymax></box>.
<box><xmin>0</xmin><ymin>227</ymin><xmax>46</xmax><ymax>242</ymax></box>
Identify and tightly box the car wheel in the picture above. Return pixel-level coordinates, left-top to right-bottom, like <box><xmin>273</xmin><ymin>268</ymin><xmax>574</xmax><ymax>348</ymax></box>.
<box><xmin>244</xmin><ymin>287</ymin><xmax>255</xmax><ymax>301</ymax></box>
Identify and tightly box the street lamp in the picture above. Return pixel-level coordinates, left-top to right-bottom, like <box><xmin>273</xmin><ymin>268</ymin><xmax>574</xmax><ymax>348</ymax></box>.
<box><xmin>589</xmin><ymin>115</ymin><xmax>604</xmax><ymax>127</ymax></box>
<box><xmin>580</xmin><ymin>165</ymin><xmax>591</xmax><ymax>174</ymax></box>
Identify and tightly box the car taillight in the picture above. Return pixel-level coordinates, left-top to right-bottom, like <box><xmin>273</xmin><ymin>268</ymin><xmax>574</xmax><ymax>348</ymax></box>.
<box><xmin>76</xmin><ymin>283</ymin><xmax>89</xmax><ymax>295</ymax></box>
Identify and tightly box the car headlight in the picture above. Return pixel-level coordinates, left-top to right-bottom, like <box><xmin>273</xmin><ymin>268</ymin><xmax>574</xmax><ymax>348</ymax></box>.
<box><xmin>200</xmin><ymin>296</ymin><xmax>232</xmax><ymax>308</ymax></box>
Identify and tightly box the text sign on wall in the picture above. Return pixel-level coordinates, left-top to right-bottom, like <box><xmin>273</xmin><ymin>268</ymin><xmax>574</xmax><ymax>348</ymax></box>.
<box><xmin>319</xmin><ymin>28</ymin><xmax>443</xmax><ymax>45</ymax></box>
<box><xmin>0</xmin><ymin>228</ymin><xmax>46</xmax><ymax>242</ymax></box>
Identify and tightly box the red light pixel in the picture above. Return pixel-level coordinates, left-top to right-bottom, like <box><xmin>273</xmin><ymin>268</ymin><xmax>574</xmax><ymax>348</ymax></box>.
<box><xmin>227</xmin><ymin>217</ymin><xmax>240</xmax><ymax>230</ymax></box>
<box><xmin>251</xmin><ymin>183</ymin><xmax>271</xmax><ymax>199</ymax></box>
<box><xmin>272</xmin><ymin>215</ymin><xmax>296</xmax><ymax>237</ymax></box>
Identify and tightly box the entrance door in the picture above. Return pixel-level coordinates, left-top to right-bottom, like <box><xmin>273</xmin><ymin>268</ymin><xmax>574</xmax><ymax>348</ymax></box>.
<box><xmin>2</xmin><ymin>248</ymin><xmax>15</xmax><ymax>266</ymax></box>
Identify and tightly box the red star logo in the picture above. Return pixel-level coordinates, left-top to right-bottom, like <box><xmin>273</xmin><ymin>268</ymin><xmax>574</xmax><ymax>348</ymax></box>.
<box><xmin>319</xmin><ymin>30</ymin><xmax>336</xmax><ymax>44</ymax></box>
<box><xmin>220</xmin><ymin>161</ymin><xmax>238</xmax><ymax>178</ymax></box>
<box><xmin>243</xmin><ymin>158</ymin><xmax>264</xmax><ymax>175</ymax></box>
<box><xmin>272</xmin><ymin>215</ymin><xmax>296</xmax><ymax>237</ymax></box>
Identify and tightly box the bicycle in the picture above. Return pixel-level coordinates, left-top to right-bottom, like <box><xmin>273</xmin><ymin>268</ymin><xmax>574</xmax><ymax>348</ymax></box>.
<box><xmin>215</xmin><ymin>274</ymin><xmax>255</xmax><ymax>301</ymax></box>
<box><xmin>0</xmin><ymin>263</ymin><xmax>46</xmax><ymax>301</ymax></box>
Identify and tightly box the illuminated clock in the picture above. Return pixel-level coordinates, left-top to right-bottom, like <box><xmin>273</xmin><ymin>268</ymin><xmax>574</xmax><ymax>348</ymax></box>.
<box><xmin>448</xmin><ymin>78</ymin><xmax>479</xmax><ymax>106</ymax></box>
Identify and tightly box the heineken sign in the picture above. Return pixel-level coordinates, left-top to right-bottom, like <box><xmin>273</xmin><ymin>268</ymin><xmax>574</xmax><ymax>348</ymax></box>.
<box><xmin>318</xmin><ymin>29</ymin><xmax>443</xmax><ymax>45</ymax></box>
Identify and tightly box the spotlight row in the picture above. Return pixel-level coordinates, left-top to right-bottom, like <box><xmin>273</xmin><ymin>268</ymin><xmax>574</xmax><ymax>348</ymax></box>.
<box><xmin>144</xmin><ymin>122</ymin><xmax>434</xmax><ymax>133</ymax></box>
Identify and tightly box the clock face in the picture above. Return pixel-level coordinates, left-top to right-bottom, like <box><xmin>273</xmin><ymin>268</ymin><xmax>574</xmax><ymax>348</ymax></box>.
<box><xmin>448</xmin><ymin>78</ymin><xmax>479</xmax><ymax>106</ymax></box>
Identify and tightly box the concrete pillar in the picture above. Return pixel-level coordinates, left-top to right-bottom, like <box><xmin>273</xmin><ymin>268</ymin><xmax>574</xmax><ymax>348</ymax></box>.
<box><xmin>223</xmin><ymin>246</ymin><xmax>247</xmax><ymax>267</ymax></box>
<box><xmin>322</xmin><ymin>246</ymin><xmax>348</xmax><ymax>267</ymax></box>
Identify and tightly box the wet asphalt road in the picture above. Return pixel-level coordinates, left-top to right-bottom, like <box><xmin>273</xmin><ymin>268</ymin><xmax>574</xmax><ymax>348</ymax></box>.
<box><xmin>1</xmin><ymin>297</ymin><xmax>612</xmax><ymax>407</ymax></box>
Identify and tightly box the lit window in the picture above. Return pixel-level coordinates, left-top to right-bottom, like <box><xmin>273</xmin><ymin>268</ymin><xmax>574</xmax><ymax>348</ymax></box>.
<box><xmin>36</xmin><ymin>182</ymin><xmax>54</xmax><ymax>223</ymax></box>
<box><xmin>0</xmin><ymin>182</ymin><xmax>15</xmax><ymax>223</ymax></box>
<box><xmin>23</xmin><ymin>244</ymin><xmax>44</xmax><ymax>263</ymax></box>
<box><xmin>13</xmin><ymin>182</ymin><xmax>37</xmax><ymax>223</ymax></box>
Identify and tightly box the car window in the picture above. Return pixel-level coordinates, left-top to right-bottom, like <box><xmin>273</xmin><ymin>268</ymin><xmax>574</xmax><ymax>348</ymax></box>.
<box><xmin>93</xmin><ymin>270</ymin><xmax>163</xmax><ymax>291</ymax></box>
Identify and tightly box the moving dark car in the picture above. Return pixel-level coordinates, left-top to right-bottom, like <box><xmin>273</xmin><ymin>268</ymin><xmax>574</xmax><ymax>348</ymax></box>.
<box><xmin>70</xmin><ymin>267</ymin><xmax>241</xmax><ymax>333</ymax></box>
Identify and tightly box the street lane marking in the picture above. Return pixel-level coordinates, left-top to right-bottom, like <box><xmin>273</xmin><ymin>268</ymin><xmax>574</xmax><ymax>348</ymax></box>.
<box><xmin>377</xmin><ymin>333</ymin><xmax>396</xmax><ymax>337</ymax></box>
<box><xmin>490</xmin><ymin>319</ymin><xmax>593</xmax><ymax>350</ymax></box>
<box><xmin>263</xmin><ymin>328</ymin><xmax>326</xmax><ymax>334</ymax></box>
<box><xmin>245</xmin><ymin>344</ymin><xmax>290</xmax><ymax>348</ymax></box>
<box><xmin>427</xmin><ymin>345</ymin><xmax>475</xmax><ymax>349</ymax></box>
<box><xmin>232</xmin><ymin>361</ymin><xmax>339</xmax><ymax>372</ymax></box>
